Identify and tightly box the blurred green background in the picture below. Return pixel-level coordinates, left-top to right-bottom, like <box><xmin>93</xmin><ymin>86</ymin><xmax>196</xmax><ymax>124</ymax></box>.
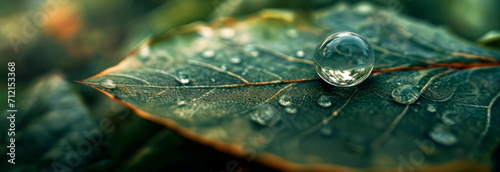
<box><xmin>1</xmin><ymin>0</ymin><xmax>499</xmax><ymax>171</ymax></box>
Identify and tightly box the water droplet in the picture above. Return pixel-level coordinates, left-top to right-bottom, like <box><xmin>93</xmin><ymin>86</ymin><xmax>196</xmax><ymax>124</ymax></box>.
<box><xmin>296</xmin><ymin>50</ymin><xmax>305</xmax><ymax>58</ymax></box>
<box><xmin>139</xmin><ymin>45</ymin><xmax>150</xmax><ymax>57</ymax></box>
<box><xmin>250</xmin><ymin>104</ymin><xmax>280</xmax><ymax>126</ymax></box>
<box><xmin>440</xmin><ymin>111</ymin><xmax>463</xmax><ymax>126</ymax></box>
<box><xmin>219</xmin><ymin>27</ymin><xmax>235</xmax><ymax>39</ymax></box>
<box><xmin>202</xmin><ymin>50</ymin><xmax>215</xmax><ymax>58</ymax></box>
<box><xmin>230</xmin><ymin>57</ymin><xmax>241</xmax><ymax>64</ymax></box>
<box><xmin>177</xmin><ymin>101</ymin><xmax>187</xmax><ymax>106</ymax></box>
<box><xmin>429</xmin><ymin>124</ymin><xmax>457</xmax><ymax>146</ymax></box>
<box><xmin>243</xmin><ymin>45</ymin><xmax>260</xmax><ymax>57</ymax></box>
<box><xmin>178</xmin><ymin>71</ymin><xmax>190</xmax><ymax>84</ymax></box>
<box><xmin>285</xmin><ymin>29</ymin><xmax>298</xmax><ymax>38</ymax></box>
<box><xmin>100</xmin><ymin>79</ymin><xmax>116</xmax><ymax>89</ymax></box>
<box><xmin>391</xmin><ymin>84</ymin><xmax>420</xmax><ymax>104</ymax></box>
<box><xmin>314</xmin><ymin>32</ymin><xmax>375</xmax><ymax>87</ymax></box>
<box><xmin>320</xmin><ymin>125</ymin><xmax>334</xmax><ymax>137</ymax></box>
<box><xmin>278</xmin><ymin>95</ymin><xmax>292</xmax><ymax>106</ymax></box>
<box><xmin>317</xmin><ymin>95</ymin><xmax>332</xmax><ymax>108</ymax></box>
<box><xmin>210</xmin><ymin>78</ymin><xmax>216</xmax><ymax>82</ymax></box>
<box><xmin>427</xmin><ymin>104</ymin><xmax>436</xmax><ymax>113</ymax></box>
<box><xmin>284</xmin><ymin>107</ymin><xmax>297</xmax><ymax>114</ymax></box>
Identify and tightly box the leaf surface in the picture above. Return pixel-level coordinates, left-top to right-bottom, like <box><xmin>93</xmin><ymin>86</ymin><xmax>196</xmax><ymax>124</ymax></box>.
<box><xmin>80</xmin><ymin>4</ymin><xmax>500</xmax><ymax>171</ymax></box>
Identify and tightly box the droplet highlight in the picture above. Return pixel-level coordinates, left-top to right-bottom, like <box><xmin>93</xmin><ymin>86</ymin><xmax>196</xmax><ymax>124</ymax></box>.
<box><xmin>296</xmin><ymin>50</ymin><xmax>305</xmax><ymax>58</ymax></box>
<box><xmin>317</xmin><ymin>95</ymin><xmax>332</xmax><ymax>108</ymax></box>
<box><xmin>320</xmin><ymin>124</ymin><xmax>334</xmax><ymax>137</ymax></box>
<box><xmin>243</xmin><ymin>45</ymin><xmax>260</xmax><ymax>57</ymax></box>
<box><xmin>250</xmin><ymin>104</ymin><xmax>280</xmax><ymax>126</ymax></box>
<box><xmin>314</xmin><ymin>32</ymin><xmax>375</xmax><ymax>87</ymax></box>
<box><xmin>391</xmin><ymin>84</ymin><xmax>420</xmax><ymax>104</ymax></box>
<box><xmin>100</xmin><ymin>79</ymin><xmax>116</xmax><ymax>89</ymax></box>
<box><xmin>202</xmin><ymin>50</ymin><xmax>215</xmax><ymax>58</ymax></box>
<box><xmin>219</xmin><ymin>27</ymin><xmax>235</xmax><ymax>39</ymax></box>
<box><xmin>427</xmin><ymin>104</ymin><xmax>436</xmax><ymax>113</ymax></box>
<box><xmin>178</xmin><ymin>71</ymin><xmax>190</xmax><ymax>84</ymax></box>
<box><xmin>230</xmin><ymin>57</ymin><xmax>241</xmax><ymax>64</ymax></box>
<box><xmin>278</xmin><ymin>95</ymin><xmax>292</xmax><ymax>106</ymax></box>
<box><xmin>429</xmin><ymin>124</ymin><xmax>457</xmax><ymax>146</ymax></box>
<box><xmin>284</xmin><ymin>107</ymin><xmax>297</xmax><ymax>114</ymax></box>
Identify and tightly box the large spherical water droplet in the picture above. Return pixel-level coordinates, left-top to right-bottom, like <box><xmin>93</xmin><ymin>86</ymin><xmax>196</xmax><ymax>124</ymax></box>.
<box><xmin>314</xmin><ymin>32</ymin><xmax>375</xmax><ymax>87</ymax></box>
<box><xmin>391</xmin><ymin>84</ymin><xmax>420</xmax><ymax>104</ymax></box>
<box><xmin>100</xmin><ymin>79</ymin><xmax>116</xmax><ymax>89</ymax></box>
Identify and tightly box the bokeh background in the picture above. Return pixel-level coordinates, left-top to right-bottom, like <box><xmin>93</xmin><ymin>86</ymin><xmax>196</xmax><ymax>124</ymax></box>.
<box><xmin>1</xmin><ymin>0</ymin><xmax>499</xmax><ymax>171</ymax></box>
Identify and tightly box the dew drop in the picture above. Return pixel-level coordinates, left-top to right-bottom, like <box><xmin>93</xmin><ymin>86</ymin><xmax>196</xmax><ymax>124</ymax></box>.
<box><xmin>429</xmin><ymin>123</ymin><xmax>457</xmax><ymax>146</ymax></box>
<box><xmin>285</xmin><ymin>29</ymin><xmax>298</xmax><ymax>38</ymax></box>
<box><xmin>391</xmin><ymin>84</ymin><xmax>420</xmax><ymax>104</ymax></box>
<box><xmin>219</xmin><ymin>27</ymin><xmax>235</xmax><ymax>39</ymax></box>
<box><xmin>278</xmin><ymin>95</ymin><xmax>292</xmax><ymax>106</ymax></box>
<box><xmin>177</xmin><ymin>101</ymin><xmax>187</xmax><ymax>106</ymax></box>
<box><xmin>221</xmin><ymin>64</ymin><xmax>227</xmax><ymax>70</ymax></box>
<box><xmin>230</xmin><ymin>57</ymin><xmax>241</xmax><ymax>64</ymax></box>
<box><xmin>296</xmin><ymin>50</ymin><xmax>305</xmax><ymax>58</ymax></box>
<box><xmin>243</xmin><ymin>45</ymin><xmax>260</xmax><ymax>57</ymax></box>
<box><xmin>317</xmin><ymin>95</ymin><xmax>332</xmax><ymax>108</ymax></box>
<box><xmin>210</xmin><ymin>78</ymin><xmax>216</xmax><ymax>82</ymax></box>
<box><xmin>178</xmin><ymin>71</ymin><xmax>190</xmax><ymax>84</ymax></box>
<box><xmin>250</xmin><ymin>104</ymin><xmax>280</xmax><ymax>126</ymax></box>
<box><xmin>427</xmin><ymin>104</ymin><xmax>436</xmax><ymax>113</ymax></box>
<box><xmin>320</xmin><ymin>125</ymin><xmax>334</xmax><ymax>137</ymax></box>
<box><xmin>100</xmin><ymin>79</ymin><xmax>116</xmax><ymax>89</ymax></box>
<box><xmin>202</xmin><ymin>50</ymin><xmax>215</xmax><ymax>58</ymax></box>
<box><xmin>284</xmin><ymin>107</ymin><xmax>297</xmax><ymax>114</ymax></box>
<box><xmin>440</xmin><ymin>111</ymin><xmax>463</xmax><ymax>126</ymax></box>
<box><xmin>314</xmin><ymin>32</ymin><xmax>375</xmax><ymax>87</ymax></box>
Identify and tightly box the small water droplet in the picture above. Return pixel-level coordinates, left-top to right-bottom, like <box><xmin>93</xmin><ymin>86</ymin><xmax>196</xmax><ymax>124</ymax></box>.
<box><xmin>139</xmin><ymin>45</ymin><xmax>150</xmax><ymax>57</ymax></box>
<box><xmin>219</xmin><ymin>27</ymin><xmax>235</xmax><ymax>39</ymax></box>
<box><xmin>178</xmin><ymin>71</ymin><xmax>190</xmax><ymax>84</ymax></box>
<box><xmin>296</xmin><ymin>50</ymin><xmax>305</xmax><ymax>58</ymax></box>
<box><xmin>210</xmin><ymin>78</ymin><xmax>216</xmax><ymax>82</ymax></box>
<box><xmin>285</xmin><ymin>29</ymin><xmax>298</xmax><ymax>38</ymax></box>
<box><xmin>284</xmin><ymin>107</ymin><xmax>297</xmax><ymax>114</ymax></box>
<box><xmin>440</xmin><ymin>111</ymin><xmax>463</xmax><ymax>126</ymax></box>
<box><xmin>427</xmin><ymin>104</ymin><xmax>436</xmax><ymax>113</ymax></box>
<box><xmin>429</xmin><ymin>124</ymin><xmax>457</xmax><ymax>146</ymax></box>
<box><xmin>243</xmin><ymin>45</ymin><xmax>260</xmax><ymax>57</ymax></box>
<box><xmin>320</xmin><ymin>125</ymin><xmax>334</xmax><ymax>137</ymax></box>
<box><xmin>100</xmin><ymin>79</ymin><xmax>116</xmax><ymax>89</ymax></box>
<box><xmin>177</xmin><ymin>101</ymin><xmax>187</xmax><ymax>106</ymax></box>
<box><xmin>250</xmin><ymin>104</ymin><xmax>279</xmax><ymax>126</ymax></box>
<box><xmin>230</xmin><ymin>57</ymin><xmax>241</xmax><ymax>64</ymax></box>
<box><xmin>278</xmin><ymin>95</ymin><xmax>292</xmax><ymax>106</ymax></box>
<box><xmin>317</xmin><ymin>95</ymin><xmax>332</xmax><ymax>108</ymax></box>
<box><xmin>221</xmin><ymin>64</ymin><xmax>227</xmax><ymax>70</ymax></box>
<box><xmin>391</xmin><ymin>84</ymin><xmax>420</xmax><ymax>104</ymax></box>
<box><xmin>202</xmin><ymin>50</ymin><xmax>215</xmax><ymax>58</ymax></box>
<box><xmin>314</xmin><ymin>32</ymin><xmax>375</xmax><ymax>87</ymax></box>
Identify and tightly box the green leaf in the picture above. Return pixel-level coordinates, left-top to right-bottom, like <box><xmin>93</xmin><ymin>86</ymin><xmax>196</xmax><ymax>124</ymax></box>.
<box><xmin>1</xmin><ymin>73</ymin><xmax>98</xmax><ymax>171</ymax></box>
<box><xmin>80</xmin><ymin>4</ymin><xmax>500</xmax><ymax>171</ymax></box>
